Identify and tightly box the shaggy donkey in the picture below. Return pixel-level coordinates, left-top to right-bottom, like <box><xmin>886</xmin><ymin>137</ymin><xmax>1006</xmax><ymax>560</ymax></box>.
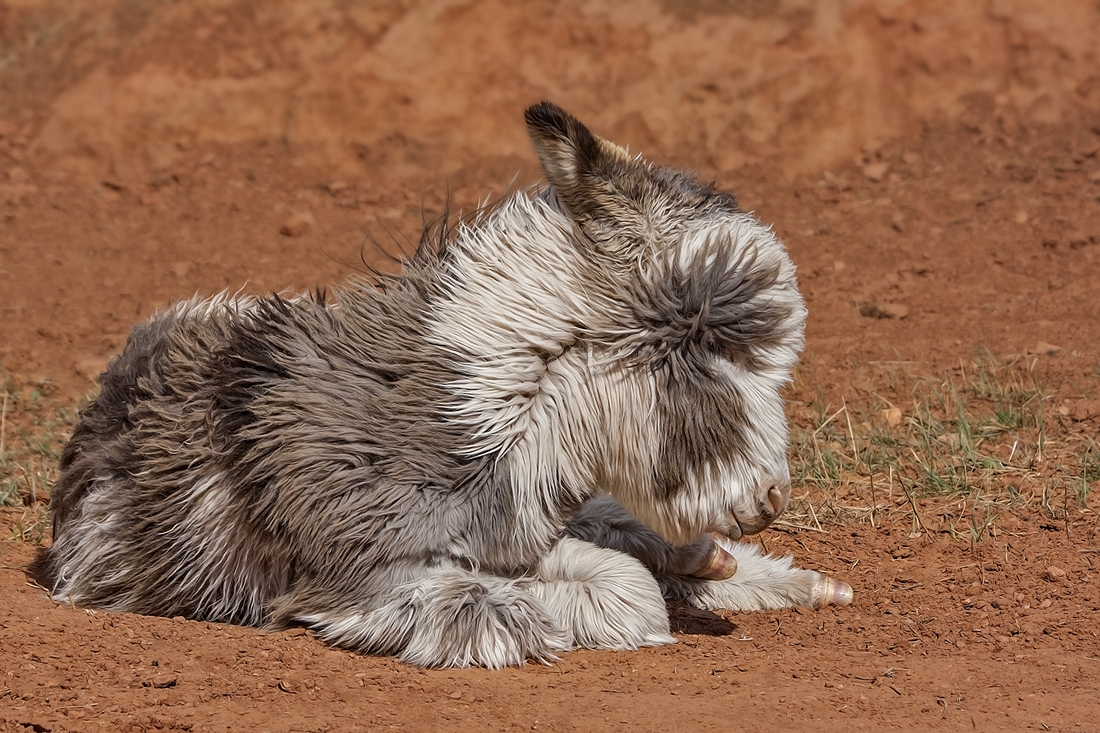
<box><xmin>42</xmin><ymin>102</ymin><xmax>851</xmax><ymax>668</ymax></box>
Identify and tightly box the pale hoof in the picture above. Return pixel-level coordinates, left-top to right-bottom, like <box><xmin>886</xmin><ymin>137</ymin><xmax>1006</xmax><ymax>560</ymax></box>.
<box><xmin>689</xmin><ymin>535</ymin><xmax>738</xmax><ymax>580</ymax></box>
<box><xmin>811</xmin><ymin>576</ymin><xmax>854</xmax><ymax>609</ymax></box>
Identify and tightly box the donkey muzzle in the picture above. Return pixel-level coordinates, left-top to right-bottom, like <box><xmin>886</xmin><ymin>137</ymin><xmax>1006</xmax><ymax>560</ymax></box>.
<box><xmin>726</xmin><ymin>472</ymin><xmax>792</xmax><ymax>539</ymax></box>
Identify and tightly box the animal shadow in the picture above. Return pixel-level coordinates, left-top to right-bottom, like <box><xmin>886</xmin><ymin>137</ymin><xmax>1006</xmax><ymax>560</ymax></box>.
<box><xmin>666</xmin><ymin>601</ymin><xmax>738</xmax><ymax>636</ymax></box>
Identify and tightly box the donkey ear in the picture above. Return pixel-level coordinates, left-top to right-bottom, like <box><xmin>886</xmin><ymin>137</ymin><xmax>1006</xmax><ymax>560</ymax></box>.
<box><xmin>524</xmin><ymin>102</ymin><xmax>633</xmax><ymax>218</ymax></box>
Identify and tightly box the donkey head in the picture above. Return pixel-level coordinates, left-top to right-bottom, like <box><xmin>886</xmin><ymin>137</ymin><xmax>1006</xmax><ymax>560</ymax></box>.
<box><xmin>523</xmin><ymin>102</ymin><xmax>806</xmax><ymax>545</ymax></box>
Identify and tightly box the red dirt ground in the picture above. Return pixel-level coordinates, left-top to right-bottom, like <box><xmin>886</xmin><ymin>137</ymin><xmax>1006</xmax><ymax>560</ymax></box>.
<box><xmin>2</xmin><ymin>1</ymin><xmax>1100</xmax><ymax>731</ymax></box>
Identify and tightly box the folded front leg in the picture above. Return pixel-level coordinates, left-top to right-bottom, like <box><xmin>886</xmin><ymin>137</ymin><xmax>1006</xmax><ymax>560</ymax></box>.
<box><xmin>563</xmin><ymin>496</ymin><xmax>724</xmax><ymax>578</ymax></box>
<box><xmin>565</xmin><ymin>496</ymin><xmax>852</xmax><ymax>612</ymax></box>
<box><xmin>661</xmin><ymin>537</ymin><xmax>853</xmax><ymax>611</ymax></box>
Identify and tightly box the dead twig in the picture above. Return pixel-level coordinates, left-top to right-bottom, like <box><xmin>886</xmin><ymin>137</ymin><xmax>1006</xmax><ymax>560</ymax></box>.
<box><xmin>812</xmin><ymin>406</ymin><xmax>848</xmax><ymax>438</ymax></box>
<box><xmin>900</xmin><ymin>477</ymin><xmax>928</xmax><ymax>536</ymax></box>
<box><xmin>771</xmin><ymin>520</ymin><xmax>827</xmax><ymax>534</ymax></box>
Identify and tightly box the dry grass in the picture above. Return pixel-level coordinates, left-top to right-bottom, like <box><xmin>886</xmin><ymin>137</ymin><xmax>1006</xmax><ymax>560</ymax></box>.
<box><xmin>787</xmin><ymin>350</ymin><xmax>1096</xmax><ymax>542</ymax></box>
<box><xmin>0</xmin><ymin>370</ymin><xmax>71</xmax><ymax>543</ymax></box>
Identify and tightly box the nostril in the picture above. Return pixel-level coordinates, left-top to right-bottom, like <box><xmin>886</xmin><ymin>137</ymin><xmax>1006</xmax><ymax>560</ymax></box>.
<box><xmin>765</xmin><ymin>485</ymin><xmax>790</xmax><ymax>517</ymax></box>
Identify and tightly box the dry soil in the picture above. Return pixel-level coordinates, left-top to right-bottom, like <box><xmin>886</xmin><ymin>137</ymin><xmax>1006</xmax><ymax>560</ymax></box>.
<box><xmin>2</xmin><ymin>1</ymin><xmax>1100</xmax><ymax>731</ymax></box>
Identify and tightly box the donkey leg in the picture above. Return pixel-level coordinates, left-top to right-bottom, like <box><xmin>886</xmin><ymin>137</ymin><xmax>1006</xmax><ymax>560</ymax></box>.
<box><xmin>566</xmin><ymin>496</ymin><xmax>851</xmax><ymax>612</ymax></box>
<box><xmin>531</xmin><ymin>536</ymin><xmax>675</xmax><ymax>650</ymax></box>
<box><xmin>289</xmin><ymin>563</ymin><xmax>570</xmax><ymax>669</ymax></box>
<box><xmin>661</xmin><ymin>538</ymin><xmax>852</xmax><ymax>612</ymax></box>
<box><xmin>564</xmin><ymin>495</ymin><xmax>717</xmax><ymax>577</ymax></box>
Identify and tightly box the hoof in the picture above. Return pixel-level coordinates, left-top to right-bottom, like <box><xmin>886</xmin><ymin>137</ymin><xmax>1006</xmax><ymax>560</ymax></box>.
<box><xmin>689</xmin><ymin>536</ymin><xmax>738</xmax><ymax>580</ymax></box>
<box><xmin>811</xmin><ymin>576</ymin><xmax>854</xmax><ymax>609</ymax></box>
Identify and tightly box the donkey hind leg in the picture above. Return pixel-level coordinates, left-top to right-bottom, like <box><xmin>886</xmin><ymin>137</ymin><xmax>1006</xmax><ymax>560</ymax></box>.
<box><xmin>292</xmin><ymin>564</ymin><xmax>570</xmax><ymax>669</ymax></box>
<box><xmin>565</xmin><ymin>496</ymin><xmax>828</xmax><ymax>612</ymax></box>
<box><xmin>531</xmin><ymin>537</ymin><xmax>675</xmax><ymax>651</ymax></box>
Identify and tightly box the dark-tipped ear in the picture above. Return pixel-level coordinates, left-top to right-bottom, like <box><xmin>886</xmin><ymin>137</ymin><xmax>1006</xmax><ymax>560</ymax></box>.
<box><xmin>524</xmin><ymin>102</ymin><xmax>602</xmax><ymax>193</ymax></box>
<box><xmin>524</xmin><ymin>102</ymin><xmax>632</xmax><ymax>218</ymax></box>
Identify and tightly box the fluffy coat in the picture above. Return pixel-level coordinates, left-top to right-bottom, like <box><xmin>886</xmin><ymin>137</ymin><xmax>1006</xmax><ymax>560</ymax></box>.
<box><xmin>42</xmin><ymin>103</ymin><xmax>849</xmax><ymax>668</ymax></box>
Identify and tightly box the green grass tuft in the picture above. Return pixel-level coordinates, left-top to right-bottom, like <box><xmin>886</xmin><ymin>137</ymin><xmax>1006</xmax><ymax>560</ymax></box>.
<box><xmin>788</xmin><ymin>350</ymin><xmax>1093</xmax><ymax>540</ymax></box>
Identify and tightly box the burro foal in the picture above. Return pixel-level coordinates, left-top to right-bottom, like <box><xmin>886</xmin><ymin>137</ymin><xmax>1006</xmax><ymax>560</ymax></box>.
<box><xmin>42</xmin><ymin>102</ymin><xmax>852</xmax><ymax>668</ymax></box>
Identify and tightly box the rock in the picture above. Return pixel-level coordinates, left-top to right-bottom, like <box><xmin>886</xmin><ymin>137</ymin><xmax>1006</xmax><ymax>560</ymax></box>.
<box><xmin>862</xmin><ymin>162</ymin><xmax>889</xmax><ymax>182</ymax></box>
<box><xmin>880</xmin><ymin>407</ymin><xmax>903</xmax><ymax>427</ymax></box>
<box><xmin>142</xmin><ymin>674</ymin><xmax>177</xmax><ymax>688</ymax></box>
<box><xmin>279</xmin><ymin>212</ymin><xmax>314</xmax><ymax>237</ymax></box>
<box><xmin>1043</xmin><ymin>566</ymin><xmax>1067</xmax><ymax>581</ymax></box>
<box><xmin>280</xmin><ymin>215</ymin><xmax>306</xmax><ymax>237</ymax></box>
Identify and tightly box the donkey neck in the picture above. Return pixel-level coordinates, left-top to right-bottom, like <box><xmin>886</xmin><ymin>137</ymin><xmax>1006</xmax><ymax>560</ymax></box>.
<box><xmin>423</xmin><ymin>191</ymin><xmax>612</xmax><ymax>544</ymax></box>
